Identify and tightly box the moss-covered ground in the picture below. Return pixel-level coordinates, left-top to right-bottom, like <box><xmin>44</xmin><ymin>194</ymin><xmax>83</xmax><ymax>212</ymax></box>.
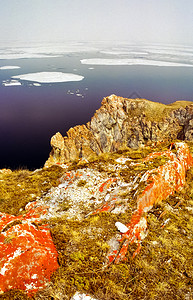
<box><xmin>0</xmin><ymin>165</ymin><xmax>64</xmax><ymax>216</ymax></box>
<box><xmin>0</xmin><ymin>141</ymin><xmax>192</xmax><ymax>299</ymax></box>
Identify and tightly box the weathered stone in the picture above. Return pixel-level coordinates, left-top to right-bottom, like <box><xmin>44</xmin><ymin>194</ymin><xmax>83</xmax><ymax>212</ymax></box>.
<box><xmin>0</xmin><ymin>202</ymin><xmax>59</xmax><ymax>296</ymax></box>
<box><xmin>45</xmin><ymin>95</ymin><xmax>193</xmax><ymax>167</ymax></box>
<box><xmin>71</xmin><ymin>292</ymin><xmax>99</xmax><ymax>300</ymax></box>
<box><xmin>90</xmin><ymin>142</ymin><xmax>193</xmax><ymax>263</ymax></box>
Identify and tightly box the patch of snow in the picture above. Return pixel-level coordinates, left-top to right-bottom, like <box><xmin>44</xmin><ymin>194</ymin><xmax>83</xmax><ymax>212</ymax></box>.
<box><xmin>0</xmin><ymin>65</ymin><xmax>20</xmax><ymax>70</ymax></box>
<box><xmin>12</xmin><ymin>72</ymin><xmax>84</xmax><ymax>83</ymax></box>
<box><xmin>81</xmin><ymin>58</ymin><xmax>193</xmax><ymax>67</ymax></box>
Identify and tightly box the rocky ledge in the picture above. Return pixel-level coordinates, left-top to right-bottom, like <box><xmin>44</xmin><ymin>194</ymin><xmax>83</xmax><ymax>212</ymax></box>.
<box><xmin>45</xmin><ymin>95</ymin><xmax>193</xmax><ymax>167</ymax></box>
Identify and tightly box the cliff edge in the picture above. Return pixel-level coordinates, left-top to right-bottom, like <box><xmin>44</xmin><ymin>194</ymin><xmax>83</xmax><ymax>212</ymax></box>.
<box><xmin>45</xmin><ymin>95</ymin><xmax>193</xmax><ymax>167</ymax></box>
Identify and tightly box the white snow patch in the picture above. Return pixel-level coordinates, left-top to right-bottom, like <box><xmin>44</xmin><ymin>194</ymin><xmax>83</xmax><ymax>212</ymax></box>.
<box><xmin>12</xmin><ymin>72</ymin><xmax>84</xmax><ymax>83</ymax></box>
<box><xmin>0</xmin><ymin>65</ymin><xmax>20</xmax><ymax>70</ymax></box>
<box><xmin>81</xmin><ymin>58</ymin><xmax>193</xmax><ymax>67</ymax></box>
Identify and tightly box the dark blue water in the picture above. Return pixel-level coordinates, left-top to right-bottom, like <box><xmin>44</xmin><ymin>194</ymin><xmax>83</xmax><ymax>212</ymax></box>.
<box><xmin>1</xmin><ymin>52</ymin><xmax>193</xmax><ymax>169</ymax></box>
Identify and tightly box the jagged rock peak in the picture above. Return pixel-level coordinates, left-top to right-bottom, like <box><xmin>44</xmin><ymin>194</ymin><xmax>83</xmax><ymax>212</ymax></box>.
<box><xmin>45</xmin><ymin>95</ymin><xmax>193</xmax><ymax>167</ymax></box>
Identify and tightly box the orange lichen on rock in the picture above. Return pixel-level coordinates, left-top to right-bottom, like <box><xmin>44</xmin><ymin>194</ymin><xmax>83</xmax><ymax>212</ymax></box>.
<box><xmin>99</xmin><ymin>178</ymin><xmax>117</xmax><ymax>193</ymax></box>
<box><xmin>107</xmin><ymin>142</ymin><xmax>193</xmax><ymax>263</ymax></box>
<box><xmin>0</xmin><ymin>202</ymin><xmax>59</xmax><ymax>296</ymax></box>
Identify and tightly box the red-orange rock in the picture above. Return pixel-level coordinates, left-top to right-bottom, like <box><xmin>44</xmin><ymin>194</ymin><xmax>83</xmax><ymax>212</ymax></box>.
<box><xmin>107</xmin><ymin>142</ymin><xmax>193</xmax><ymax>263</ymax></box>
<box><xmin>0</xmin><ymin>202</ymin><xmax>59</xmax><ymax>296</ymax></box>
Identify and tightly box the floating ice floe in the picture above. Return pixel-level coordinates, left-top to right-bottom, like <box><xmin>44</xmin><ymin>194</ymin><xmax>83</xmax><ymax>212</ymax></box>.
<box><xmin>142</xmin><ymin>48</ymin><xmax>193</xmax><ymax>56</ymax></box>
<box><xmin>33</xmin><ymin>83</ymin><xmax>41</xmax><ymax>87</ymax></box>
<box><xmin>0</xmin><ymin>42</ymin><xmax>99</xmax><ymax>60</ymax></box>
<box><xmin>0</xmin><ymin>65</ymin><xmax>20</xmax><ymax>70</ymax></box>
<box><xmin>2</xmin><ymin>80</ymin><xmax>21</xmax><ymax>86</ymax></box>
<box><xmin>12</xmin><ymin>72</ymin><xmax>84</xmax><ymax>83</ymax></box>
<box><xmin>100</xmin><ymin>50</ymin><xmax>148</xmax><ymax>55</ymax></box>
<box><xmin>81</xmin><ymin>58</ymin><xmax>193</xmax><ymax>67</ymax></box>
<box><xmin>0</xmin><ymin>53</ymin><xmax>61</xmax><ymax>60</ymax></box>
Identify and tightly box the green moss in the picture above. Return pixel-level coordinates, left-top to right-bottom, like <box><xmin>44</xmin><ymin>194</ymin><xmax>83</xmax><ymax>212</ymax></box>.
<box><xmin>0</xmin><ymin>165</ymin><xmax>64</xmax><ymax>215</ymax></box>
<box><xmin>0</xmin><ymin>290</ymin><xmax>29</xmax><ymax>300</ymax></box>
<box><xmin>77</xmin><ymin>180</ymin><xmax>87</xmax><ymax>187</ymax></box>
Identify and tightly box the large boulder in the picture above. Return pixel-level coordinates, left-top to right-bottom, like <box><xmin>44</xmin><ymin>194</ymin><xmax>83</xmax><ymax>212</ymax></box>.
<box><xmin>0</xmin><ymin>202</ymin><xmax>59</xmax><ymax>296</ymax></box>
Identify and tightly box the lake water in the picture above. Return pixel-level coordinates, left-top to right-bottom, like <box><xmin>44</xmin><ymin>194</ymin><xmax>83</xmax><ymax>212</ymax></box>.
<box><xmin>1</xmin><ymin>50</ymin><xmax>193</xmax><ymax>169</ymax></box>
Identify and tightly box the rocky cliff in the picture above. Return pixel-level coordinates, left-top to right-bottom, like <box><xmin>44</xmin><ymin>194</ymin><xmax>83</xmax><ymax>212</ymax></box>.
<box><xmin>45</xmin><ymin>95</ymin><xmax>193</xmax><ymax>167</ymax></box>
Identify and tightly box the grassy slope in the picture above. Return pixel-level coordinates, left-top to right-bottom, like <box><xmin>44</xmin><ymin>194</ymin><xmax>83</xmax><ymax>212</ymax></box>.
<box><xmin>129</xmin><ymin>99</ymin><xmax>193</xmax><ymax>122</ymax></box>
<box><xmin>0</xmin><ymin>141</ymin><xmax>192</xmax><ymax>299</ymax></box>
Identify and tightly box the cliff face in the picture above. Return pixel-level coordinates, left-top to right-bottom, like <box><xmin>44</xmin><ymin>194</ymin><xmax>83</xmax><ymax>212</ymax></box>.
<box><xmin>45</xmin><ymin>95</ymin><xmax>193</xmax><ymax>167</ymax></box>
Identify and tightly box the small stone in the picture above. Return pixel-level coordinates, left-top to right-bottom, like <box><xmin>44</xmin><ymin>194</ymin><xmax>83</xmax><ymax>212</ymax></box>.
<box><xmin>115</xmin><ymin>222</ymin><xmax>129</xmax><ymax>233</ymax></box>
<box><xmin>71</xmin><ymin>292</ymin><xmax>98</xmax><ymax>300</ymax></box>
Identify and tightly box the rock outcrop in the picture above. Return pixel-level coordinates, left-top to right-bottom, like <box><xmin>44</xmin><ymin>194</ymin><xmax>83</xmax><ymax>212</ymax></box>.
<box><xmin>105</xmin><ymin>142</ymin><xmax>193</xmax><ymax>263</ymax></box>
<box><xmin>45</xmin><ymin>95</ymin><xmax>193</xmax><ymax>167</ymax></box>
<box><xmin>0</xmin><ymin>201</ymin><xmax>59</xmax><ymax>296</ymax></box>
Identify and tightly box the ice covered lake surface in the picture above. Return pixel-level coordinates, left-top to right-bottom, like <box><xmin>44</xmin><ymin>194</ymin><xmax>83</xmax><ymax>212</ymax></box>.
<box><xmin>1</xmin><ymin>42</ymin><xmax>193</xmax><ymax>169</ymax></box>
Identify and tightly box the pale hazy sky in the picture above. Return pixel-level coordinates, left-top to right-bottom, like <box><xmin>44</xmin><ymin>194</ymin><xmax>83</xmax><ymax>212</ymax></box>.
<box><xmin>1</xmin><ymin>0</ymin><xmax>193</xmax><ymax>46</ymax></box>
